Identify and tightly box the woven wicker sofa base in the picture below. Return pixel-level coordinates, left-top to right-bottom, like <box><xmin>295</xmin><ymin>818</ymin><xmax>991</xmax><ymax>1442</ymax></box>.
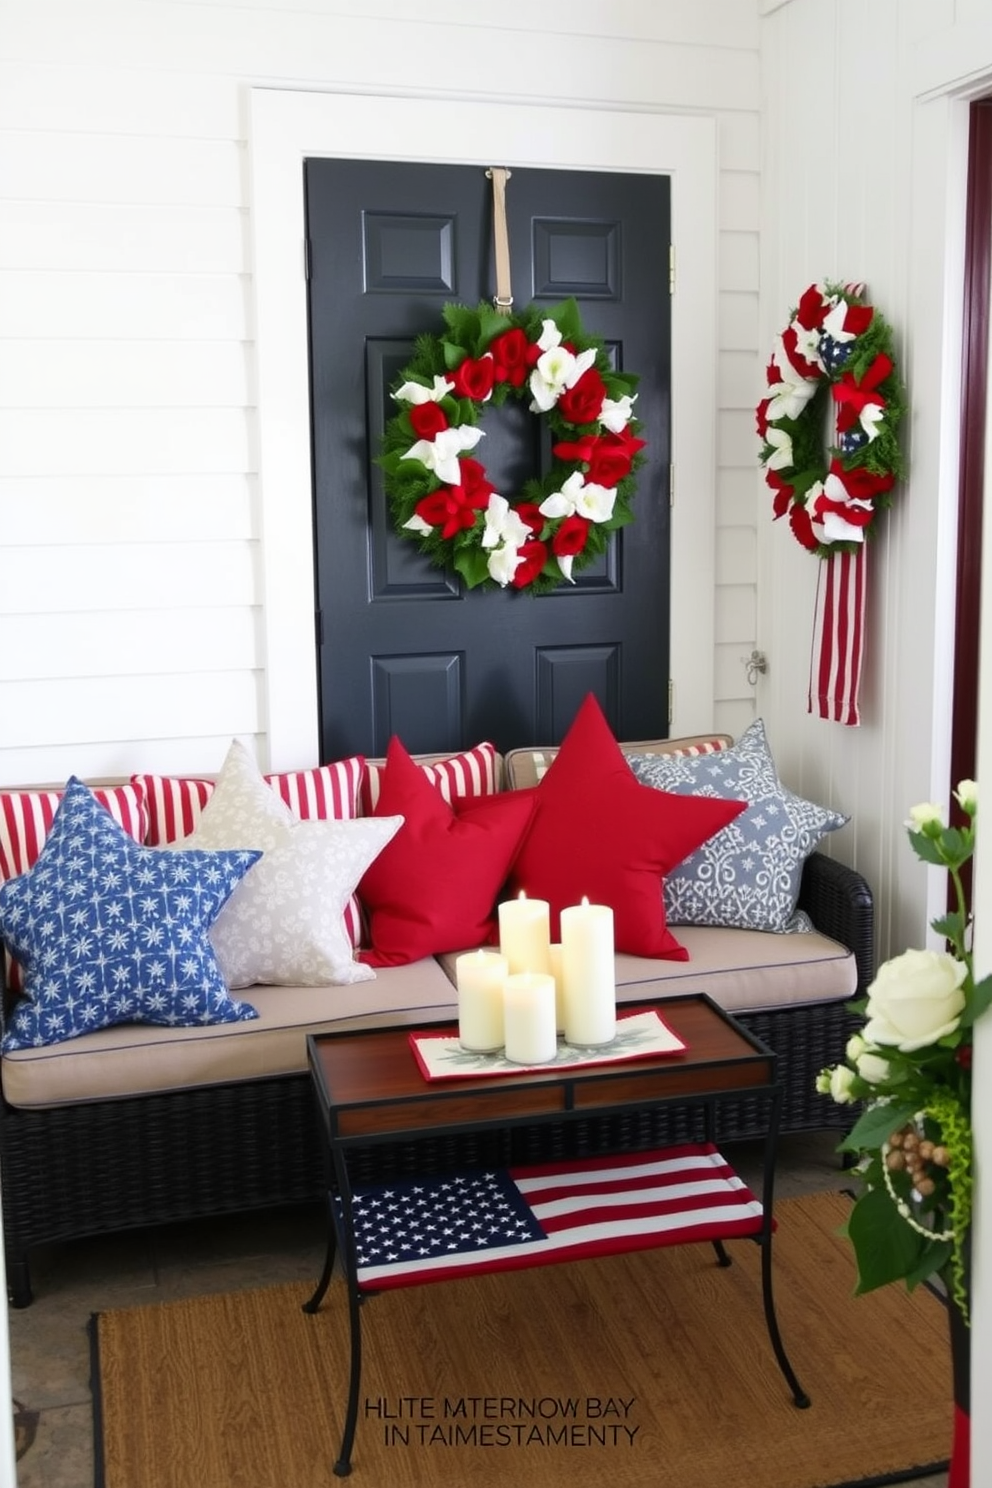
<box><xmin>0</xmin><ymin>996</ymin><xmax>859</xmax><ymax>1309</ymax></box>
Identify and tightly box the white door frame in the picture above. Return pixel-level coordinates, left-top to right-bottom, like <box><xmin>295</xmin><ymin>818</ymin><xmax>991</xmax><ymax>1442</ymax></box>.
<box><xmin>247</xmin><ymin>87</ymin><xmax>717</xmax><ymax>769</ymax></box>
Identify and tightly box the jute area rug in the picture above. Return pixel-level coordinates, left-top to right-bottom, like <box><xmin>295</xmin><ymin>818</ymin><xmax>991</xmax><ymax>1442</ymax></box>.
<box><xmin>91</xmin><ymin>1191</ymin><xmax>951</xmax><ymax>1488</ymax></box>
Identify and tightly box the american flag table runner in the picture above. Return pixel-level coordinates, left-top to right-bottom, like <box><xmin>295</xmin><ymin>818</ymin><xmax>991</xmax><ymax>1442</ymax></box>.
<box><xmin>336</xmin><ymin>1143</ymin><xmax>764</xmax><ymax>1292</ymax></box>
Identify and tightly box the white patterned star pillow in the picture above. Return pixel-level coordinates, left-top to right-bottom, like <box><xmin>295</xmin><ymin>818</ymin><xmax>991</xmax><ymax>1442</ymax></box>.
<box><xmin>182</xmin><ymin>739</ymin><xmax>403</xmax><ymax>987</ymax></box>
<box><xmin>0</xmin><ymin>777</ymin><xmax>261</xmax><ymax>1050</ymax></box>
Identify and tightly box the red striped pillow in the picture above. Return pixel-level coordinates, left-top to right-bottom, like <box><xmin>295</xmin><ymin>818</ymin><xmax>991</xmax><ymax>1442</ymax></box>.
<box><xmin>0</xmin><ymin>783</ymin><xmax>148</xmax><ymax>883</ymax></box>
<box><xmin>361</xmin><ymin>741</ymin><xmax>499</xmax><ymax>814</ymax></box>
<box><xmin>133</xmin><ymin>757</ymin><xmax>366</xmax><ymax>946</ymax></box>
<box><xmin>0</xmin><ymin>782</ymin><xmax>149</xmax><ymax>991</ymax></box>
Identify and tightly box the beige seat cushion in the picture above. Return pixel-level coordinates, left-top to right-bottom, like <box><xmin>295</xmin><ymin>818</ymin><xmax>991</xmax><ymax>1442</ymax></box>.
<box><xmin>2</xmin><ymin>957</ymin><xmax>459</xmax><ymax>1109</ymax></box>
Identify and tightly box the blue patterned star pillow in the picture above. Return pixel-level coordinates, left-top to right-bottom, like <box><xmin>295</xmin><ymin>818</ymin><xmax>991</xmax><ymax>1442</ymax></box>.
<box><xmin>0</xmin><ymin>777</ymin><xmax>261</xmax><ymax>1050</ymax></box>
<box><xmin>626</xmin><ymin>719</ymin><xmax>849</xmax><ymax>933</ymax></box>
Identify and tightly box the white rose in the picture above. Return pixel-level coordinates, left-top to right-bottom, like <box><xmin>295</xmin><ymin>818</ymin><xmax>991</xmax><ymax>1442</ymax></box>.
<box><xmin>829</xmin><ymin>1065</ymin><xmax>857</xmax><ymax>1104</ymax></box>
<box><xmin>907</xmin><ymin>801</ymin><xmax>944</xmax><ymax>831</ymax></box>
<box><xmin>955</xmin><ymin>779</ymin><xmax>978</xmax><ymax>815</ymax></box>
<box><xmin>845</xmin><ymin>1033</ymin><xmax>866</xmax><ymax>1062</ymax></box>
<box><xmin>855</xmin><ymin>1051</ymin><xmax>893</xmax><ymax>1085</ymax></box>
<box><xmin>863</xmin><ymin>949</ymin><xmax>968</xmax><ymax>1053</ymax></box>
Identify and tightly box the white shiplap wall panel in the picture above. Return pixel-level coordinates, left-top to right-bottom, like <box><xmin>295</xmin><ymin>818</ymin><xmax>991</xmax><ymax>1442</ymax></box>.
<box><xmin>0</xmin><ymin>608</ymin><xmax>259</xmax><ymax>681</ymax></box>
<box><xmin>0</xmin><ymin>410</ymin><xmax>251</xmax><ymax>476</ymax></box>
<box><xmin>0</xmin><ymin>61</ymin><xmax>243</xmax><ymax>137</ymax></box>
<box><xmin>716</xmin><ymin>467</ymin><xmax>757</xmax><ymax>529</ymax></box>
<box><xmin>0</xmin><ymin>203</ymin><xmax>247</xmax><ymax>274</ymax></box>
<box><xmin>0</xmin><ymin>542</ymin><xmax>257</xmax><ymax>614</ymax></box>
<box><xmin>4</xmin><ymin>6</ymin><xmax>760</xmax><ymax>114</ymax></box>
<box><xmin>0</xmin><ymin>737</ymin><xmax>250</xmax><ymax>788</ymax></box>
<box><xmin>0</xmin><ymin>673</ymin><xmax>262</xmax><ymax>750</ymax></box>
<box><xmin>0</xmin><ymin>131</ymin><xmax>244</xmax><ymax>207</ymax></box>
<box><xmin>718</xmin><ymin>231</ymin><xmax>760</xmax><ymax>293</ymax></box>
<box><xmin>171</xmin><ymin>0</ymin><xmax>760</xmax><ymax>51</ymax></box>
<box><xmin>718</xmin><ymin>291</ymin><xmax>759</xmax><ymax>350</ymax></box>
<box><xmin>0</xmin><ymin>476</ymin><xmax>255</xmax><ymax>543</ymax></box>
<box><xmin>0</xmin><ymin>342</ymin><xmax>250</xmax><ymax>408</ymax></box>
<box><xmin>717</xmin><ymin>349</ymin><xmax>759</xmax><ymax>408</ymax></box>
<box><xmin>0</xmin><ymin>271</ymin><xmax>248</xmax><ymax>340</ymax></box>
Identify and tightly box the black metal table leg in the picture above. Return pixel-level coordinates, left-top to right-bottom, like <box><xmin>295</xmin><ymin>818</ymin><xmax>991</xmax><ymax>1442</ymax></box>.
<box><xmin>760</xmin><ymin>1087</ymin><xmax>810</xmax><ymax>1408</ymax></box>
<box><xmin>303</xmin><ymin>1191</ymin><xmax>337</xmax><ymax>1315</ymax></box>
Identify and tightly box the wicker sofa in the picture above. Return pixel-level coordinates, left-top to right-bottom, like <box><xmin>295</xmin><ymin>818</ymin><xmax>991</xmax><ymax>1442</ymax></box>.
<box><xmin>0</xmin><ymin>735</ymin><xmax>873</xmax><ymax>1307</ymax></box>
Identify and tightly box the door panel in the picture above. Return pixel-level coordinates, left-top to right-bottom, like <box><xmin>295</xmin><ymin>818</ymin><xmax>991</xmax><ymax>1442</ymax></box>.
<box><xmin>306</xmin><ymin>160</ymin><xmax>671</xmax><ymax>757</ymax></box>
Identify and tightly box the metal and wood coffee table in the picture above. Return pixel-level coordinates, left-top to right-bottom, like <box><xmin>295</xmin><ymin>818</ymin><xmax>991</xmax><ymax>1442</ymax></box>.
<box><xmin>304</xmin><ymin>993</ymin><xmax>809</xmax><ymax>1476</ymax></box>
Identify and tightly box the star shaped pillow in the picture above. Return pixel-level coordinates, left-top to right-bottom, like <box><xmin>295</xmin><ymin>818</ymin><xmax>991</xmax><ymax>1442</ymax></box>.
<box><xmin>182</xmin><ymin>739</ymin><xmax>403</xmax><ymax>987</ymax></box>
<box><xmin>0</xmin><ymin>777</ymin><xmax>261</xmax><ymax>1050</ymax></box>
<box><xmin>358</xmin><ymin>735</ymin><xmax>537</xmax><ymax>967</ymax></box>
<box><xmin>506</xmin><ymin>694</ymin><xmax>748</xmax><ymax>958</ymax></box>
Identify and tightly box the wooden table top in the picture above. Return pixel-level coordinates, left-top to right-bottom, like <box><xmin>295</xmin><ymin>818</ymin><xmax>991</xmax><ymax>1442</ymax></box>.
<box><xmin>308</xmin><ymin>994</ymin><xmax>777</xmax><ymax>1143</ymax></box>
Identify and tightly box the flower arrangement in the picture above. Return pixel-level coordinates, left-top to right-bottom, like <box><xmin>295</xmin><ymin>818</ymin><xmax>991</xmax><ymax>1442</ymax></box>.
<box><xmin>817</xmin><ymin>781</ymin><xmax>988</xmax><ymax>1319</ymax></box>
<box><xmin>378</xmin><ymin>298</ymin><xmax>646</xmax><ymax>593</ymax></box>
<box><xmin>757</xmin><ymin>282</ymin><xmax>906</xmax><ymax>558</ymax></box>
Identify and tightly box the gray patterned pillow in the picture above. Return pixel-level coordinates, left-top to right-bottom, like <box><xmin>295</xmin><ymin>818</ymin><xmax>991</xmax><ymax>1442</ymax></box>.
<box><xmin>625</xmin><ymin>718</ymin><xmax>848</xmax><ymax>933</ymax></box>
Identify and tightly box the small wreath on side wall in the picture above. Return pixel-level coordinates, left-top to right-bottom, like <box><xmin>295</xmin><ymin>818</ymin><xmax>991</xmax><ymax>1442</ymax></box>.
<box><xmin>756</xmin><ymin>282</ymin><xmax>906</xmax><ymax>558</ymax></box>
<box><xmin>379</xmin><ymin>298</ymin><xmax>646</xmax><ymax>593</ymax></box>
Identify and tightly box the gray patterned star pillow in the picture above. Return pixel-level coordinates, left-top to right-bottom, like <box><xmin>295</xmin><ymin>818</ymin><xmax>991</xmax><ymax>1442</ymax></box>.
<box><xmin>0</xmin><ymin>777</ymin><xmax>260</xmax><ymax>1050</ymax></box>
<box><xmin>625</xmin><ymin>719</ymin><xmax>848</xmax><ymax>933</ymax></box>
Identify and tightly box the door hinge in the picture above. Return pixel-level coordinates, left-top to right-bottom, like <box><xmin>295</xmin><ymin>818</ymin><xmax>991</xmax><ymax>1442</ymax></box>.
<box><xmin>303</xmin><ymin>237</ymin><xmax>312</xmax><ymax>280</ymax></box>
<box><xmin>668</xmin><ymin>679</ymin><xmax>674</xmax><ymax>726</ymax></box>
<box><xmin>669</xmin><ymin>244</ymin><xmax>675</xmax><ymax>295</ymax></box>
<box><xmin>315</xmin><ymin>609</ymin><xmax>324</xmax><ymax>648</ymax></box>
<box><xmin>669</xmin><ymin>464</ymin><xmax>675</xmax><ymax>507</ymax></box>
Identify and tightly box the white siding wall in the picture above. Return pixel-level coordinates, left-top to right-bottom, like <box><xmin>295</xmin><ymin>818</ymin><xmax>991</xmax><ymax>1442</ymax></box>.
<box><xmin>0</xmin><ymin>0</ymin><xmax>762</xmax><ymax>785</ymax></box>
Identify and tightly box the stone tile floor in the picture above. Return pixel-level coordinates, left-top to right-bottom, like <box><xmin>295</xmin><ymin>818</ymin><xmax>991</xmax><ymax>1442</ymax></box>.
<box><xmin>8</xmin><ymin>1131</ymin><xmax>948</xmax><ymax>1488</ymax></box>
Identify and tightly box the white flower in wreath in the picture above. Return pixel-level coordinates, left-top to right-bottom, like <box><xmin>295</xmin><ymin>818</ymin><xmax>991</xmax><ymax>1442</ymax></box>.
<box><xmin>820</xmin><ymin>298</ymin><xmax>858</xmax><ymax>344</ymax></box>
<box><xmin>392</xmin><ymin>374</ymin><xmax>455</xmax><ymax>405</ymax></box>
<box><xmin>789</xmin><ymin>316</ymin><xmax>826</xmax><ymax>370</ymax></box>
<box><xmin>763</xmin><ymin>426</ymin><xmax>794</xmax><ymax>470</ymax></box>
<box><xmin>402</xmin><ymin>425</ymin><xmax>484</xmax><ymax>484</ymax></box>
<box><xmin>811</xmin><ymin>470</ymin><xmax>874</xmax><ymax>545</ymax></box>
<box><xmin>486</xmin><ymin>543</ymin><xmax>525</xmax><ymax>587</ymax></box>
<box><xmin>528</xmin><ymin>344</ymin><xmax>598</xmax><ymax>413</ymax></box>
<box><xmin>402</xmin><ymin>511</ymin><xmax>433</xmax><ymax>535</ymax></box>
<box><xmin>857</xmin><ymin>400</ymin><xmax>886</xmax><ymax>443</ymax></box>
<box><xmin>600</xmin><ymin>393</ymin><xmax>637</xmax><ymax>434</ymax></box>
<box><xmin>765</xmin><ymin>348</ymin><xmax>819</xmax><ymax>421</ymax></box>
<box><xmin>539</xmin><ymin>471</ymin><xmax>616</xmax><ymax>524</ymax></box>
<box><xmin>481</xmin><ymin>493</ymin><xmax>531</xmax><ymax>551</ymax></box>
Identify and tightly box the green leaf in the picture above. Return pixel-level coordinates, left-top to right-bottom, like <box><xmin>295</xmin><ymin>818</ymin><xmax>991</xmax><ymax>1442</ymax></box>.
<box><xmin>847</xmin><ymin>1187</ymin><xmax>930</xmax><ymax>1294</ymax></box>
<box><xmin>908</xmin><ymin>833</ymin><xmax>949</xmax><ymax>867</ymax></box>
<box><xmin>838</xmin><ymin>1100</ymin><xmax>919</xmax><ymax>1155</ymax></box>
<box><xmin>903</xmin><ymin>1237</ymin><xmax>953</xmax><ymax>1291</ymax></box>
<box><xmin>452</xmin><ymin>544</ymin><xmax>492</xmax><ymax>589</ymax></box>
<box><xmin>964</xmin><ymin>972</ymin><xmax>992</xmax><ymax>1025</ymax></box>
<box><xmin>930</xmin><ymin>912</ymin><xmax>966</xmax><ymax>945</ymax></box>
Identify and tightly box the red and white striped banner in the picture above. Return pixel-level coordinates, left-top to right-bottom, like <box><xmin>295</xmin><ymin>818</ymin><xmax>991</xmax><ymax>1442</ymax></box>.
<box><xmin>807</xmin><ymin>547</ymin><xmax>866</xmax><ymax>726</ymax></box>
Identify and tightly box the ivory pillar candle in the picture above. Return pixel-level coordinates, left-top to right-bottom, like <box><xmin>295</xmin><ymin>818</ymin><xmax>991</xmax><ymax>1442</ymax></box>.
<box><xmin>455</xmin><ymin>950</ymin><xmax>508</xmax><ymax>1051</ymax></box>
<box><xmin>502</xmin><ymin>972</ymin><xmax>558</xmax><ymax>1065</ymax></box>
<box><xmin>497</xmin><ymin>892</ymin><xmax>552</xmax><ymax>976</ymax></box>
<box><xmin>560</xmin><ymin>898</ymin><xmax>616</xmax><ymax>1046</ymax></box>
<box><xmin>549</xmin><ymin>943</ymin><xmax>566</xmax><ymax>1033</ymax></box>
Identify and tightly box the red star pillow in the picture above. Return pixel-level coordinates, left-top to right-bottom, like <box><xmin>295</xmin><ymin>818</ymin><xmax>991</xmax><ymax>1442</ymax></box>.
<box><xmin>506</xmin><ymin>694</ymin><xmax>747</xmax><ymax>959</ymax></box>
<box><xmin>358</xmin><ymin>736</ymin><xmax>537</xmax><ymax>967</ymax></box>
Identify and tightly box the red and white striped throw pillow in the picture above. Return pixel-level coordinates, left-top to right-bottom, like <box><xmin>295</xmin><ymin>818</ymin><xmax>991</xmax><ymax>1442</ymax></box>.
<box><xmin>361</xmin><ymin>741</ymin><xmax>499</xmax><ymax>814</ymax></box>
<box><xmin>134</xmin><ymin>757</ymin><xmax>366</xmax><ymax>946</ymax></box>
